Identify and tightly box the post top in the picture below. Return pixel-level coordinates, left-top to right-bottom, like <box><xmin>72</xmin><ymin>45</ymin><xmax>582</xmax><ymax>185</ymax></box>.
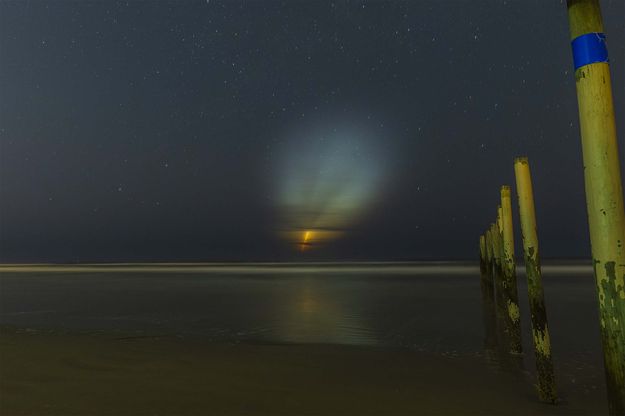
<box><xmin>567</xmin><ymin>0</ymin><xmax>604</xmax><ymax>40</ymax></box>
<box><xmin>514</xmin><ymin>156</ymin><xmax>529</xmax><ymax>165</ymax></box>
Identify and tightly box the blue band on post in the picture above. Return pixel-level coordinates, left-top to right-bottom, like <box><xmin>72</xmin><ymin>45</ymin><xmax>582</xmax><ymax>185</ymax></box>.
<box><xmin>571</xmin><ymin>32</ymin><xmax>608</xmax><ymax>70</ymax></box>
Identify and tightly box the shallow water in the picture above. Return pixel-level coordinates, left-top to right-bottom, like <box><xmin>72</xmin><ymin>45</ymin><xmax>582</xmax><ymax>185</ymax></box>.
<box><xmin>0</xmin><ymin>262</ymin><xmax>607</xmax><ymax>412</ymax></box>
<box><xmin>0</xmin><ymin>263</ymin><xmax>599</xmax><ymax>351</ymax></box>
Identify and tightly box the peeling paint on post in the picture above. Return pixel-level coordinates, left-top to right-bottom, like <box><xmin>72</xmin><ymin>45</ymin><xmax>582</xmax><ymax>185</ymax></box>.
<box><xmin>566</xmin><ymin>1</ymin><xmax>625</xmax><ymax>413</ymax></box>
<box><xmin>514</xmin><ymin>157</ymin><xmax>557</xmax><ymax>404</ymax></box>
<box><xmin>501</xmin><ymin>186</ymin><xmax>522</xmax><ymax>354</ymax></box>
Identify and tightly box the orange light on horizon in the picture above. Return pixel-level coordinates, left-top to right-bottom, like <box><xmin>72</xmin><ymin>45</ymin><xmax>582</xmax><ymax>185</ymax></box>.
<box><xmin>303</xmin><ymin>230</ymin><xmax>312</xmax><ymax>243</ymax></box>
<box><xmin>299</xmin><ymin>230</ymin><xmax>313</xmax><ymax>251</ymax></box>
<box><xmin>279</xmin><ymin>228</ymin><xmax>343</xmax><ymax>252</ymax></box>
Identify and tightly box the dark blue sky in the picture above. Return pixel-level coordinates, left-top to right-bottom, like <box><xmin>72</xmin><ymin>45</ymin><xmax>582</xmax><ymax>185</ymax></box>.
<box><xmin>1</xmin><ymin>0</ymin><xmax>624</xmax><ymax>262</ymax></box>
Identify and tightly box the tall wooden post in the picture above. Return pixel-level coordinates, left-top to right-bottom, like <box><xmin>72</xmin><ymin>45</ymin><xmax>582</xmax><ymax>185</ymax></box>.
<box><xmin>493</xmin><ymin>218</ymin><xmax>506</xmax><ymax>320</ymax></box>
<box><xmin>485</xmin><ymin>227</ymin><xmax>496</xmax><ymax>326</ymax></box>
<box><xmin>495</xmin><ymin>206</ymin><xmax>505</xmax><ymax>316</ymax></box>
<box><xmin>485</xmin><ymin>228</ymin><xmax>493</xmax><ymax>276</ymax></box>
<box><xmin>484</xmin><ymin>229</ymin><xmax>495</xmax><ymax>293</ymax></box>
<box><xmin>492</xmin><ymin>220</ymin><xmax>504</xmax><ymax>302</ymax></box>
<box><xmin>514</xmin><ymin>157</ymin><xmax>557</xmax><ymax>403</ymax></box>
<box><xmin>566</xmin><ymin>1</ymin><xmax>625</xmax><ymax>413</ymax></box>
<box><xmin>501</xmin><ymin>186</ymin><xmax>522</xmax><ymax>354</ymax></box>
<box><xmin>480</xmin><ymin>231</ymin><xmax>497</xmax><ymax>351</ymax></box>
<box><xmin>480</xmin><ymin>235</ymin><xmax>487</xmax><ymax>275</ymax></box>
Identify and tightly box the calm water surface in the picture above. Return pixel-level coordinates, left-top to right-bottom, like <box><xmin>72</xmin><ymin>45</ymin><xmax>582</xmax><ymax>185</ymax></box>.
<box><xmin>0</xmin><ymin>263</ymin><xmax>601</xmax><ymax>353</ymax></box>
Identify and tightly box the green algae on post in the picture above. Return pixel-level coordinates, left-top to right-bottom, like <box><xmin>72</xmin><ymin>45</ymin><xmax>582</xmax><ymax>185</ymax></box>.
<box><xmin>480</xmin><ymin>233</ymin><xmax>497</xmax><ymax>351</ymax></box>
<box><xmin>501</xmin><ymin>186</ymin><xmax>522</xmax><ymax>354</ymax></box>
<box><xmin>491</xmin><ymin>221</ymin><xmax>508</xmax><ymax>348</ymax></box>
<box><xmin>514</xmin><ymin>157</ymin><xmax>557</xmax><ymax>404</ymax></box>
<box><xmin>566</xmin><ymin>0</ymin><xmax>625</xmax><ymax>413</ymax></box>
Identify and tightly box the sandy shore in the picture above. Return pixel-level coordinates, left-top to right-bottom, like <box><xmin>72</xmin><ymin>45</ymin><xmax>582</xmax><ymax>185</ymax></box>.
<box><xmin>0</xmin><ymin>327</ymin><xmax>606</xmax><ymax>415</ymax></box>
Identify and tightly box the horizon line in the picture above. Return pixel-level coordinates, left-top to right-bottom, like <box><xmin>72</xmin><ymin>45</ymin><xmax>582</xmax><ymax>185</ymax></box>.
<box><xmin>0</xmin><ymin>260</ymin><xmax>593</xmax><ymax>275</ymax></box>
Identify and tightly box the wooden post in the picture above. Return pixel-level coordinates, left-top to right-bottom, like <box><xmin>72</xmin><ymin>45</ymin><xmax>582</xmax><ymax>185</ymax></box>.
<box><xmin>480</xmin><ymin>235</ymin><xmax>487</xmax><ymax>275</ymax></box>
<box><xmin>485</xmin><ymin>228</ymin><xmax>493</xmax><ymax>277</ymax></box>
<box><xmin>514</xmin><ymin>157</ymin><xmax>557</xmax><ymax>403</ymax></box>
<box><xmin>491</xmin><ymin>221</ymin><xmax>508</xmax><ymax>345</ymax></box>
<box><xmin>492</xmin><ymin>220</ymin><xmax>504</xmax><ymax>306</ymax></box>
<box><xmin>495</xmin><ymin>207</ymin><xmax>505</xmax><ymax>321</ymax></box>
<box><xmin>566</xmin><ymin>1</ymin><xmax>625</xmax><ymax>413</ymax></box>
<box><xmin>492</xmin><ymin>220</ymin><xmax>503</xmax><ymax>299</ymax></box>
<box><xmin>480</xmin><ymin>231</ymin><xmax>497</xmax><ymax>351</ymax></box>
<box><xmin>484</xmin><ymin>229</ymin><xmax>495</xmax><ymax>292</ymax></box>
<box><xmin>501</xmin><ymin>186</ymin><xmax>522</xmax><ymax>354</ymax></box>
<box><xmin>490</xmin><ymin>221</ymin><xmax>522</xmax><ymax>371</ymax></box>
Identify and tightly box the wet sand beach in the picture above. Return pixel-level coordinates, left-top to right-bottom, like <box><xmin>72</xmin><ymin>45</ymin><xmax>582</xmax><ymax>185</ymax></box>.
<box><xmin>0</xmin><ymin>327</ymin><xmax>605</xmax><ymax>416</ymax></box>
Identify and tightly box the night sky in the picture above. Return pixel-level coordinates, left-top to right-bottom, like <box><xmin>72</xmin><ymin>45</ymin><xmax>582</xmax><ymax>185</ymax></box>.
<box><xmin>1</xmin><ymin>0</ymin><xmax>624</xmax><ymax>263</ymax></box>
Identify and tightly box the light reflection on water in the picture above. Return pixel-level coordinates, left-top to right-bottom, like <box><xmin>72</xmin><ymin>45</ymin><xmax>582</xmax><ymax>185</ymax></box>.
<box><xmin>273</xmin><ymin>277</ymin><xmax>377</xmax><ymax>345</ymax></box>
<box><xmin>0</xmin><ymin>263</ymin><xmax>600</xmax><ymax>356</ymax></box>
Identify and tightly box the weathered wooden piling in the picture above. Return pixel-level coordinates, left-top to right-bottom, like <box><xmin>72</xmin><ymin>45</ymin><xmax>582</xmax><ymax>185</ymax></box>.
<box><xmin>492</xmin><ymin>220</ymin><xmax>504</xmax><ymax>304</ymax></box>
<box><xmin>485</xmin><ymin>228</ymin><xmax>495</xmax><ymax>308</ymax></box>
<box><xmin>491</xmin><ymin>221</ymin><xmax>509</xmax><ymax>344</ymax></box>
<box><xmin>514</xmin><ymin>157</ymin><xmax>557</xmax><ymax>404</ymax></box>
<box><xmin>484</xmin><ymin>229</ymin><xmax>495</xmax><ymax>292</ymax></box>
<box><xmin>501</xmin><ymin>186</ymin><xmax>522</xmax><ymax>354</ymax></box>
<box><xmin>495</xmin><ymin>207</ymin><xmax>504</xmax><ymax>312</ymax></box>
<box><xmin>566</xmin><ymin>1</ymin><xmax>625</xmax><ymax>413</ymax></box>
<box><xmin>480</xmin><ymin>235</ymin><xmax>487</xmax><ymax>275</ymax></box>
<box><xmin>480</xmin><ymin>231</ymin><xmax>497</xmax><ymax>351</ymax></box>
<box><xmin>485</xmin><ymin>229</ymin><xmax>493</xmax><ymax>276</ymax></box>
<box><xmin>489</xmin><ymin>221</ymin><xmax>523</xmax><ymax>371</ymax></box>
<box><xmin>491</xmin><ymin>221</ymin><xmax>502</xmax><ymax>298</ymax></box>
